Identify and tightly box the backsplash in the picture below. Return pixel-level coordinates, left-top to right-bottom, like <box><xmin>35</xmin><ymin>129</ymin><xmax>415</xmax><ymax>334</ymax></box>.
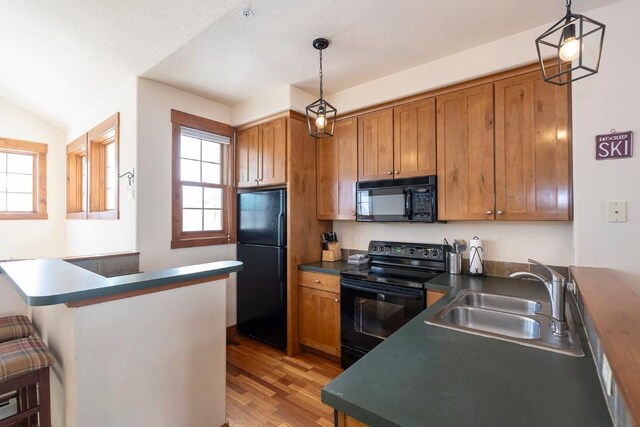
<box><xmin>64</xmin><ymin>252</ymin><xmax>140</xmax><ymax>277</ymax></box>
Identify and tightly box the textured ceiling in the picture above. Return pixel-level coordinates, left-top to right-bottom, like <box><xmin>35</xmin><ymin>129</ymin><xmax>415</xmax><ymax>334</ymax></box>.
<box><xmin>0</xmin><ymin>0</ymin><xmax>618</xmax><ymax>130</ymax></box>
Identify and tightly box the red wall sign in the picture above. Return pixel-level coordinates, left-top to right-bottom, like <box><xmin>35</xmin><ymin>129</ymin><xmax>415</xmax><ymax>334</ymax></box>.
<box><xmin>596</xmin><ymin>131</ymin><xmax>633</xmax><ymax>160</ymax></box>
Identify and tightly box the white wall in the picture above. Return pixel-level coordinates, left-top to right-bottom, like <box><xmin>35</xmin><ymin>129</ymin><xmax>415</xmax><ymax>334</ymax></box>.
<box><xmin>0</xmin><ymin>96</ymin><xmax>66</xmax><ymax>259</ymax></box>
<box><xmin>230</xmin><ymin>85</ymin><xmax>316</xmax><ymax>126</ymax></box>
<box><xmin>64</xmin><ymin>77</ymin><xmax>138</xmax><ymax>256</ymax></box>
<box><xmin>136</xmin><ymin>78</ymin><xmax>238</xmax><ymax>325</ymax></box>
<box><xmin>0</xmin><ymin>96</ymin><xmax>66</xmax><ymax>315</ymax></box>
<box><xmin>333</xmin><ymin>221</ymin><xmax>573</xmax><ymax>266</ymax></box>
<box><xmin>571</xmin><ymin>0</ymin><xmax>640</xmax><ymax>283</ymax></box>
<box><xmin>32</xmin><ymin>279</ymin><xmax>227</xmax><ymax>427</ymax></box>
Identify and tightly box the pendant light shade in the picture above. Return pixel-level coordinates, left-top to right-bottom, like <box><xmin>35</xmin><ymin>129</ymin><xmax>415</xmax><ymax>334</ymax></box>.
<box><xmin>536</xmin><ymin>0</ymin><xmax>605</xmax><ymax>85</ymax></box>
<box><xmin>306</xmin><ymin>38</ymin><xmax>337</xmax><ymax>138</ymax></box>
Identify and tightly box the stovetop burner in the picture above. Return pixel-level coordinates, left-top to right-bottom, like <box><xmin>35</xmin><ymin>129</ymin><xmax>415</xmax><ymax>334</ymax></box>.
<box><xmin>341</xmin><ymin>241</ymin><xmax>447</xmax><ymax>289</ymax></box>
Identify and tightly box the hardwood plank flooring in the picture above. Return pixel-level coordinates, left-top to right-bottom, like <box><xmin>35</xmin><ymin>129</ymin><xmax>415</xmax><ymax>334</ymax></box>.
<box><xmin>227</xmin><ymin>334</ymin><xmax>342</xmax><ymax>427</ymax></box>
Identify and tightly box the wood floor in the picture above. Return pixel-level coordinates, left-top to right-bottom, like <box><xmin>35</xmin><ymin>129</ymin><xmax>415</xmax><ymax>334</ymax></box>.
<box><xmin>226</xmin><ymin>334</ymin><xmax>343</xmax><ymax>427</ymax></box>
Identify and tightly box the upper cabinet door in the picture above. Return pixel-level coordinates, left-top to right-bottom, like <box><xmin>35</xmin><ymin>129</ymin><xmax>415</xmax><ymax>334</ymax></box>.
<box><xmin>237</xmin><ymin>126</ymin><xmax>260</xmax><ymax>188</ymax></box>
<box><xmin>393</xmin><ymin>98</ymin><xmax>437</xmax><ymax>179</ymax></box>
<box><xmin>317</xmin><ymin>118</ymin><xmax>358</xmax><ymax>220</ymax></box>
<box><xmin>358</xmin><ymin>109</ymin><xmax>394</xmax><ymax>182</ymax></box>
<box><xmin>260</xmin><ymin>117</ymin><xmax>287</xmax><ymax>186</ymax></box>
<box><xmin>494</xmin><ymin>69</ymin><xmax>571</xmax><ymax>221</ymax></box>
<box><xmin>436</xmin><ymin>83</ymin><xmax>495</xmax><ymax>220</ymax></box>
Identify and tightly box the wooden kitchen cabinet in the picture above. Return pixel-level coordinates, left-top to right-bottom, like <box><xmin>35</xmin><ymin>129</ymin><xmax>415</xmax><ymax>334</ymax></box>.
<box><xmin>393</xmin><ymin>98</ymin><xmax>437</xmax><ymax>179</ymax></box>
<box><xmin>298</xmin><ymin>271</ymin><xmax>340</xmax><ymax>357</ymax></box>
<box><xmin>494</xmin><ymin>69</ymin><xmax>572</xmax><ymax>220</ymax></box>
<box><xmin>236</xmin><ymin>117</ymin><xmax>287</xmax><ymax>188</ymax></box>
<box><xmin>358</xmin><ymin>108</ymin><xmax>394</xmax><ymax>181</ymax></box>
<box><xmin>236</xmin><ymin>126</ymin><xmax>260</xmax><ymax>187</ymax></box>
<box><xmin>426</xmin><ymin>290</ymin><xmax>447</xmax><ymax>307</ymax></box>
<box><xmin>317</xmin><ymin>118</ymin><xmax>358</xmax><ymax>220</ymax></box>
<box><xmin>436</xmin><ymin>83</ymin><xmax>495</xmax><ymax>220</ymax></box>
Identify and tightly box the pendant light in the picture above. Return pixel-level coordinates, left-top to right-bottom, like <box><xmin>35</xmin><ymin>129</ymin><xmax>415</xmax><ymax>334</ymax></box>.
<box><xmin>306</xmin><ymin>38</ymin><xmax>337</xmax><ymax>138</ymax></box>
<box><xmin>535</xmin><ymin>0</ymin><xmax>605</xmax><ymax>85</ymax></box>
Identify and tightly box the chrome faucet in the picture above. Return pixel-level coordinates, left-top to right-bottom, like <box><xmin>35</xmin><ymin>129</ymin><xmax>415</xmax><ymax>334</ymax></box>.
<box><xmin>509</xmin><ymin>259</ymin><xmax>568</xmax><ymax>337</ymax></box>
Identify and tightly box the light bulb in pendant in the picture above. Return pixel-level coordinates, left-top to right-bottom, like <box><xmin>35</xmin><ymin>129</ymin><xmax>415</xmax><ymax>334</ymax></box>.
<box><xmin>315</xmin><ymin>114</ymin><xmax>327</xmax><ymax>130</ymax></box>
<box><xmin>559</xmin><ymin>24</ymin><xmax>580</xmax><ymax>62</ymax></box>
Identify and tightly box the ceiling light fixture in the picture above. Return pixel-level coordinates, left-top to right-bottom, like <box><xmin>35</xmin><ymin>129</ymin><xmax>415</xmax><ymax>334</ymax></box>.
<box><xmin>535</xmin><ymin>0</ymin><xmax>605</xmax><ymax>85</ymax></box>
<box><xmin>306</xmin><ymin>38</ymin><xmax>337</xmax><ymax>138</ymax></box>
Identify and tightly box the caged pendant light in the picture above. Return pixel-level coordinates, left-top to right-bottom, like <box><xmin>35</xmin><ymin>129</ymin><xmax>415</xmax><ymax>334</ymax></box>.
<box><xmin>535</xmin><ymin>0</ymin><xmax>605</xmax><ymax>85</ymax></box>
<box><xmin>306</xmin><ymin>38</ymin><xmax>337</xmax><ymax>138</ymax></box>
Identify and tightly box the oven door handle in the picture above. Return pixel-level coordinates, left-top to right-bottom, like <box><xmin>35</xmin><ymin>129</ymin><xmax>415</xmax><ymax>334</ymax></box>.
<box><xmin>340</xmin><ymin>280</ymin><xmax>423</xmax><ymax>299</ymax></box>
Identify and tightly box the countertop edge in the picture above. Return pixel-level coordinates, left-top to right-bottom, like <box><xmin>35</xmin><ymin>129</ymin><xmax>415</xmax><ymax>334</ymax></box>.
<box><xmin>0</xmin><ymin>260</ymin><xmax>243</xmax><ymax>306</ymax></box>
<box><xmin>571</xmin><ymin>266</ymin><xmax>640</xmax><ymax>426</ymax></box>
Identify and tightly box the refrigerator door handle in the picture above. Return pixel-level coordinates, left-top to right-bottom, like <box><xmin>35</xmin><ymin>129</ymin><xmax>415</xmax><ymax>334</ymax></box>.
<box><xmin>278</xmin><ymin>250</ymin><xmax>286</xmax><ymax>302</ymax></box>
<box><xmin>277</xmin><ymin>209</ymin><xmax>285</xmax><ymax>247</ymax></box>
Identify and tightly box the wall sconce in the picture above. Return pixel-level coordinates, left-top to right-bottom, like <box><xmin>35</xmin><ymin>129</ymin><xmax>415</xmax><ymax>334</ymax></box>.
<box><xmin>119</xmin><ymin>169</ymin><xmax>135</xmax><ymax>200</ymax></box>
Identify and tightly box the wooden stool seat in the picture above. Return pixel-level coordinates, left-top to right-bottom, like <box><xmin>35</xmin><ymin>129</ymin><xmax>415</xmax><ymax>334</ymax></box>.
<box><xmin>0</xmin><ymin>337</ymin><xmax>54</xmax><ymax>427</ymax></box>
<box><xmin>0</xmin><ymin>317</ymin><xmax>34</xmax><ymax>345</ymax></box>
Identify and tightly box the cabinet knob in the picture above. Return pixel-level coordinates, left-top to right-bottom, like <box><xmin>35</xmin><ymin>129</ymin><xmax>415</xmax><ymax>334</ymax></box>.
<box><xmin>387</xmin><ymin>171</ymin><xmax>393</xmax><ymax>175</ymax></box>
<box><xmin>394</xmin><ymin>170</ymin><xmax>400</xmax><ymax>175</ymax></box>
<box><xmin>486</xmin><ymin>210</ymin><xmax>493</xmax><ymax>215</ymax></box>
<box><xmin>497</xmin><ymin>210</ymin><xmax>504</xmax><ymax>215</ymax></box>
<box><xmin>314</xmin><ymin>280</ymin><xmax>321</xmax><ymax>284</ymax></box>
<box><xmin>334</xmin><ymin>298</ymin><xmax>339</xmax><ymax>303</ymax></box>
<box><xmin>352</xmin><ymin>211</ymin><xmax>356</xmax><ymax>216</ymax></box>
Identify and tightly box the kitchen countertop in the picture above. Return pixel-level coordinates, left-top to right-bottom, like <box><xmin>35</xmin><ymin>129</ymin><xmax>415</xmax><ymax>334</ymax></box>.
<box><xmin>0</xmin><ymin>258</ymin><xmax>243</xmax><ymax>306</ymax></box>
<box><xmin>298</xmin><ymin>260</ymin><xmax>352</xmax><ymax>276</ymax></box>
<box><xmin>322</xmin><ymin>274</ymin><xmax>611</xmax><ymax>427</ymax></box>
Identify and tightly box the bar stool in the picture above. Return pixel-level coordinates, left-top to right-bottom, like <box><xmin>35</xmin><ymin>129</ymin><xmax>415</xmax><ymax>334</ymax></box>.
<box><xmin>0</xmin><ymin>336</ymin><xmax>55</xmax><ymax>427</ymax></box>
<box><xmin>0</xmin><ymin>316</ymin><xmax>34</xmax><ymax>344</ymax></box>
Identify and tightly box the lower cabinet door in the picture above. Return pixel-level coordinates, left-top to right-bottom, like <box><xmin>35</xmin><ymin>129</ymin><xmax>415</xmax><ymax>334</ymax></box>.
<box><xmin>299</xmin><ymin>286</ymin><xmax>341</xmax><ymax>357</ymax></box>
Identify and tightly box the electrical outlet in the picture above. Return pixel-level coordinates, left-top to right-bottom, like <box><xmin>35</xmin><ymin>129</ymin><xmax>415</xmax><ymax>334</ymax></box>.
<box><xmin>606</xmin><ymin>201</ymin><xmax>627</xmax><ymax>222</ymax></box>
<box><xmin>348</xmin><ymin>235</ymin><xmax>356</xmax><ymax>248</ymax></box>
<box><xmin>602</xmin><ymin>354</ymin><xmax>613</xmax><ymax>397</ymax></box>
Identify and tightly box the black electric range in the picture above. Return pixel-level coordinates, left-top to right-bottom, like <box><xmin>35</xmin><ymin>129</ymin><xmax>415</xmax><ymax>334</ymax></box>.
<box><xmin>340</xmin><ymin>241</ymin><xmax>447</xmax><ymax>368</ymax></box>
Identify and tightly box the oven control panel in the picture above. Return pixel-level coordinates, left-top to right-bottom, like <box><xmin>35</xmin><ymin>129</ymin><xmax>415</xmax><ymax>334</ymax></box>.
<box><xmin>368</xmin><ymin>241</ymin><xmax>446</xmax><ymax>262</ymax></box>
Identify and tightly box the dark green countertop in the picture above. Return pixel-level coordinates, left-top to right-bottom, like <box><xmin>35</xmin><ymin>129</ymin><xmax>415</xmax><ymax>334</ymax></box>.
<box><xmin>299</xmin><ymin>260</ymin><xmax>353</xmax><ymax>276</ymax></box>
<box><xmin>322</xmin><ymin>274</ymin><xmax>611</xmax><ymax>427</ymax></box>
<box><xmin>0</xmin><ymin>259</ymin><xmax>243</xmax><ymax>306</ymax></box>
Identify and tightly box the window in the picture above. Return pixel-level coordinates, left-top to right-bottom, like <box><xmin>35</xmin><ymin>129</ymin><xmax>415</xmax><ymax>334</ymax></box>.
<box><xmin>67</xmin><ymin>113</ymin><xmax>119</xmax><ymax>219</ymax></box>
<box><xmin>0</xmin><ymin>138</ymin><xmax>48</xmax><ymax>220</ymax></box>
<box><xmin>171</xmin><ymin>110</ymin><xmax>236</xmax><ymax>248</ymax></box>
<box><xmin>66</xmin><ymin>135</ymin><xmax>87</xmax><ymax>218</ymax></box>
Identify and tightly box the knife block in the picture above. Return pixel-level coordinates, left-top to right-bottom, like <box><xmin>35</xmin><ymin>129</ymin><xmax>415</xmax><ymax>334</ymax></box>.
<box><xmin>322</xmin><ymin>242</ymin><xmax>342</xmax><ymax>262</ymax></box>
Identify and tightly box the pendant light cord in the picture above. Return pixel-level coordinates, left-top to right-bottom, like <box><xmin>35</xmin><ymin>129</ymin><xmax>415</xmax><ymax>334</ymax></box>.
<box><xmin>565</xmin><ymin>0</ymin><xmax>572</xmax><ymax>16</ymax></box>
<box><xmin>318</xmin><ymin>49</ymin><xmax>324</xmax><ymax>99</ymax></box>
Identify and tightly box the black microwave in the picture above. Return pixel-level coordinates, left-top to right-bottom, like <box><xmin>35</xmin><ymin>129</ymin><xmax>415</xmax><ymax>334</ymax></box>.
<box><xmin>356</xmin><ymin>176</ymin><xmax>437</xmax><ymax>222</ymax></box>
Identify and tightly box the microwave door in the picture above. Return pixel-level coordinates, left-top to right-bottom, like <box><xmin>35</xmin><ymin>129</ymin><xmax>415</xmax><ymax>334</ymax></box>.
<box><xmin>404</xmin><ymin>188</ymin><xmax>413</xmax><ymax>221</ymax></box>
<box><xmin>357</xmin><ymin>187</ymin><xmax>407</xmax><ymax>222</ymax></box>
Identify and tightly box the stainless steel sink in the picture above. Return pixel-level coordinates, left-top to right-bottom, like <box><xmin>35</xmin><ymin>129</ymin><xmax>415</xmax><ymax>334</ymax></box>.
<box><xmin>459</xmin><ymin>292</ymin><xmax>542</xmax><ymax>316</ymax></box>
<box><xmin>441</xmin><ymin>306</ymin><xmax>541</xmax><ymax>340</ymax></box>
<box><xmin>426</xmin><ymin>289</ymin><xmax>584</xmax><ymax>357</ymax></box>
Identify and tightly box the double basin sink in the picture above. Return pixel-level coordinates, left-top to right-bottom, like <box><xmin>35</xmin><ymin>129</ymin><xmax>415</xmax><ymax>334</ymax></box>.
<box><xmin>426</xmin><ymin>289</ymin><xmax>584</xmax><ymax>356</ymax></box>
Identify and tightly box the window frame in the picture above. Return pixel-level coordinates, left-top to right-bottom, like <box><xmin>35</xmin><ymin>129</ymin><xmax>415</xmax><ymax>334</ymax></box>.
<box><xmin>0</xmin><ymin>138</ymin><xmax>48</xmax><ymax>220</ymax></box>
<box><xmin>88</xmin><ymin>113</ymin><xmax>119</xmax><ymax>219</ymax></box>
<box><xmin>170</xmin><ymin>109</ymin><xmax>236</xmax><ymax>249</ymax></box>
<box><xmin>66</xmin><ymin>113</ymin><xmax>119</xmax><ymax>220</ymax></box>
<box><xmin>66</xmin><ymin>134</ymin><xmax>88</xmax><ymax>219</ymax></box>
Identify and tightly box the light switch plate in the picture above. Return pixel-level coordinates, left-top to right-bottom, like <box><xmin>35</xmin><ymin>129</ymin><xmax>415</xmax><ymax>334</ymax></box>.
<box><xmin>602</xmin><ymin>354</ymin><xmax>613</xmax><ymax>396</ymax></box>
<box><xmin>606</xmin><ymin>201</ymin><xmax>627</xmax><ymax>222</ymax></box>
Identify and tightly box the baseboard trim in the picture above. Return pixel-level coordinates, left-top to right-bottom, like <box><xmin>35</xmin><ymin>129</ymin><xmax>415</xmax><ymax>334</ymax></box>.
<box><xmin>226</xmin><ymin>325</ymin><xmax>237</xmax><ymax>339</ymax></box>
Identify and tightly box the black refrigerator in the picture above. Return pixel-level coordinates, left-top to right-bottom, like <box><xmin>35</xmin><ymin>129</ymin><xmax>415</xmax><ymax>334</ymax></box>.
<box><xmin>236</xmin><ymin>189</ymin><xmax>287</xmax><ymax>350</ymax></box>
